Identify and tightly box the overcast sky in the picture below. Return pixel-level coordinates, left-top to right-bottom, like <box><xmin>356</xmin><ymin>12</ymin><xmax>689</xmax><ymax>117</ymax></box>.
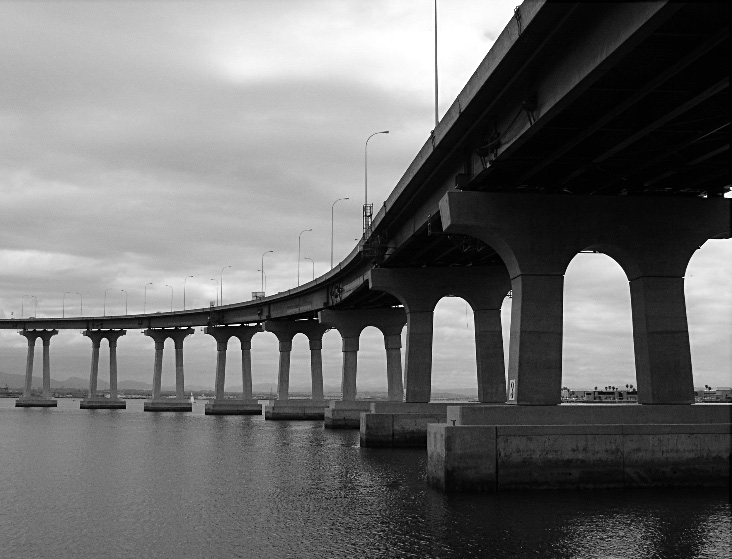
<box><xmin>1</xmin><ymin>1</ymin><xmax>729</xmax><ymax>394</ymax></box>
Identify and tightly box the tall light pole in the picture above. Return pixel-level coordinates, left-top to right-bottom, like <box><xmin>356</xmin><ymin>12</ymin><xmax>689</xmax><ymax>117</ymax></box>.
<box><xmin>331</xmin><ymin>197</ymin><xmax>349</xmax><ymax>268</ymax></box>
<box><xmin>297</xmin><ymin>229</ymin><xmax>312</xmax><ymax>286</ymax></box>
<box><xmin>258</xmin><ymin>269</ymin><xmax>267</xmax><ymax>294</ymax></box>
<box><xmin>120</xmin><ymin>289</ymin><xmax>128</xmax><ymax>315</ymax></box>
<box><xmin>261</xmin><ymin>250</ymin><xmax>273</xmax><ymax>294</ymax></box>
<box><xmin>220</xmin><ymin>266</ymin><xmax>231</xmax><ymax>305</ymax></box>
<box><xmin>164</xmin><ymin>284</ymin><xmax>173</xmax><ymax>312</ymax></box>
<box><xmin>63</xmin><ymin>291</ymin><xmax>73</xmax><ymax>318</ymax></box>
<box><xmin>434</xmin><ymin>0</ymin><xmax>439</xmax><ymax>128</ymax></box>
<box><xmin>210</xmin><ymin>279</ymin><xmax>219</xmax><ymax>306</ymax></box>
<box><xmin>77</xmin><ymin>293</ymin><xmax>83</xmax><ymax>316</ymax></box>
<box><xmin>183</xmin><ymin>275</ymin><xmax>193</xmax><ymax>310</ymax></box>
<box><xmin>143</xmin><ymin>282</ymin><xmax>153</xmax><ymax>314</ymax></box>
<box><xmin>304</xmin><ymin>257</ymin><xmax>315</xmax><ymax>281</ymax></box>
<box><xmin>103</xmin><ymin>288</ymin><xmax>112</xmax><ymax>316</ymax></box>
<box><xmin>364</xmin><ymin>131</ymin><xmax>389</xmax><ymax>235</ymax></box>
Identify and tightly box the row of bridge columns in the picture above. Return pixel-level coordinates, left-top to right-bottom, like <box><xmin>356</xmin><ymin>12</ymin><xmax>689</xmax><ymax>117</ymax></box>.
<box><xmin>12</xmin><ymin>193</ymin><xmax>729</xmax><ymax>411</ymax></box>
<box><xmin>12</xmin><ymin>309</ymin><xmax>409</xmax><ymax>411</ymax></box>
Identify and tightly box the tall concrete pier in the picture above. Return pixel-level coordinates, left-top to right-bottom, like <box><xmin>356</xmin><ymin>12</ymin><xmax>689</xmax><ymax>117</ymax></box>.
<box><xmin>319</xmin><ymin>307</ymin><xmax>407</xmax><ymax>428</ymax></box>
<box><xmin>15</xmin><ymin>329</ymin><xmax>58</xmax><ymax>407</ymax></box>
<box><xmin>204</xmin><ymin>325</ymin><xmax>262</xmax><ymax>415</ymax></box>
<box><xmin>263</xmin><ymin>320</ymin><xmax>331</xmax><ymax>419</ymax></box>
<box><xmin>80</xmin><ymin>329</ymin><xmax>127</xmax><ymax>409</ymax></box>
<box><xmin>143</xmin><ymin>327</ymin><xmax>194</xmax><ymax>412</ymax></box>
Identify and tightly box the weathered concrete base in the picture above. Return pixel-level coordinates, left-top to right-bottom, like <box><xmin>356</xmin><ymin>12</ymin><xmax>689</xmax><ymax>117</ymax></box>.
<box><xmin>428</xmin><ymin>404</ymin><xmax>732</xmax><ymax>491</ymax></box>
<box><xmin>15</xmin><ymin>397</ymin><xmax>57</xmax><ymax>408</ymax></box>
<box><xmin>428</xmin><ymin>423</ymin><xmax>731</xmax><ymax>491</ymax></box>
<box><xmin>361</xmin><ymin>412</ymin><xmax>447</xmax><ymax>447</ymax></box>
<box><xmin>359</xmin><ymin>402</ymin><xmax>476</xmax><ymax>447</ymax></box>
<box><xmin>263</xmin><ymin>399</ymin><xmax>330</xmax><ymax>420</ymax></box>
<box><xmin>324</xmin><ymin>400</ymin><xmax>379</xmax><ymax>429</ymax></box>
<box><xmin>143</xmin><ymin>399</ymin><xmax>192</xmax><ymax>412</ymax></box>
<box><xmin>80</xmin><ymin>398</ymin><xmax>126</xmax><ymax>409</ymax></box>
<box><xmin>204</xmin><ymin>399</ymin><xmax>262</xmax><ymax>415</ymax></box>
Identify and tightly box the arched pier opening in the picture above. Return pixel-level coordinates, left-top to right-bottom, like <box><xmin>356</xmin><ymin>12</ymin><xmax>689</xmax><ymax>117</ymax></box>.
<box><xmin>431</xmin><ymin>296</ymin><xmax>477</xmax><ymax>401</ymax></box>
<box><xmin>562</xmin><ymin>252</ymin><xmax>635</xmax><ymax>400</ymax></box>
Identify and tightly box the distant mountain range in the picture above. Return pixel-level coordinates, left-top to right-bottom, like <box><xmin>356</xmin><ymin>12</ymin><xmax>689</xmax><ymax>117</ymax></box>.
<box><xmin>0</xmin><ymin>371</ymin><xmax>152</xmax><ymax>391</ymax></box>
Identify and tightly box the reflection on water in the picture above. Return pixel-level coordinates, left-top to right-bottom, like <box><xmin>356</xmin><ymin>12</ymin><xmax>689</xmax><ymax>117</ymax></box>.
<box><xmin>0</xmin><ymin>399</ymin><xmax>729</xmax><ymax>559</ymax></box>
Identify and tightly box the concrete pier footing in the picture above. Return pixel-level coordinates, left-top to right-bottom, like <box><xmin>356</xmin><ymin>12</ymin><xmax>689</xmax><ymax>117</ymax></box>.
<box><xmin>359</xmin><ymin>402</ymin><xmax>471</xmax><ymax>447</ymax></box>
<box><xmin>15</xmin><ymin>397</ymin><xmax>57</xmax><ymax>408</ymax></box>
<box><xmin>427</xmin><ymin>404</ymin><xmax>732</xmax><ymax>491</ymax></box>
<box><xmin>143</xmin><ymin>399</ymin><xmax>192</xmax><ymax>412</ymax></box>
<box><xmin>263</xmin><ymin>399</ymin><xmax>330</xmax><ymax>420</ymax></box>
<box><xmin>80</xmin><ymin>397</ymin><xmax>126</xmax><ymax>409</ymax></box>
<box><xmin>204</xmin><ymin>399</ymin><xmax>262</xmax><ymax>415</ymax></box>
<box><xmin>324</xmin><ymin>400</ymin><xmax>378</xmax><ymax>428</ymax></box>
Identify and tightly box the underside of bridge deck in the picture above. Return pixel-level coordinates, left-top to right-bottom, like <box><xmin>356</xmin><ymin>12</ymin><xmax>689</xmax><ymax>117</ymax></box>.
<box><xmin>372</xmin><ymin>1</ymin><xmax>729</xmax><ymax>272</ymax></box>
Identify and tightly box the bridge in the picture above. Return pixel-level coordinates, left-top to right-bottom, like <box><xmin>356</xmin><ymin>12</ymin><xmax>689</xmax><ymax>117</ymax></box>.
<box><xmin>1</xmin><ymin>1</ymin><xmax>730</xmax><ymax>490</ymax></box>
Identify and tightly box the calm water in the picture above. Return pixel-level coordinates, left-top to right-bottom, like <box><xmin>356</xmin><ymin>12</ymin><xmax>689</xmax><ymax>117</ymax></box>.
<box><xmin>0</xmin><ymin>399</ymin><xmax>729</xmax><ymax>559</ymax></box>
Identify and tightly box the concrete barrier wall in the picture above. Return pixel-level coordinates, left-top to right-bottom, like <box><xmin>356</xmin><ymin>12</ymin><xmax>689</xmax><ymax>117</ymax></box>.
<box><xmin>428</xmin><ymin>423</ymin><xmax>731</xmax><ymax>491</ymax></box>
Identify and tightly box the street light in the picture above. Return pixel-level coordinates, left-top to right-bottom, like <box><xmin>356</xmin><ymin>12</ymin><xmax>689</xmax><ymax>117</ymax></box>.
<box><xmin>144</xmin><ymin>282</ymin><xmax>153</xmax><ymax>314</ymax></box>
<box><xmin>76</xmin><ymin>293</ymin><xmax>83</xmax><ymax>316</ymax></box>
<box><xmin>297</xmin><ymin>229</ymin><xmax>312</xmax><ymax>286</ymax></box>
<box><xmin>304</xmin><ymin>257</ymin><xmax>315</xmax><ymax>281</ymax></box>
<box><xmin>261</xmin><ymin>251</ymin><xmax>273</xmax><ymax>294</ymax></box>
<box><xmin>220</xmin><ymin>266</ymin><xmax>231</xmax><ymax>305</ymax></box>
<box><xmin>63</xmin><ymin>291</ymin><xmax>73</xmax><ymax>318</ymax></box>
<box><xmin>103</xmin><ymin>288</ymin><xmax>112</xmax><ymax>316</ymax></box>
<box><xmin>258</xmin><ymin>269</ymin><xmax>267</xmax><ymax>294</ymax></box>
<box><xmin>331</xmin><ymin>197</ymin><xmax>349</xmax><ymax>268</ymax></box>
<box><xmin>121</xmin><ymin>289</ymin><xmax>128</xmax><ymax>315</ymax></box>
<box><xmin>364</xmin><ymin>131</ymin><xmax>389</xmax><ymax>234</ymax></box>
<box><xmin>210</xmin><ymin>279</ymin><xmax>219</xmax><ymax>306</ymax></box>
<box><xmin>183</xmin><ymin>276</ymin><xmax>193</xmax><ymax>310</ymax></box>
<box><xmin>164</xmin><ymin>284</ymin><xmax>173</xmax><ymax>312</ymax></box>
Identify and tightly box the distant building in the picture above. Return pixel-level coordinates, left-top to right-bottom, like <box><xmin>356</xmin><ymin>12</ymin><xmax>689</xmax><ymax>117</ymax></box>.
<box><xmin>579</xmin><ymin>389</ymin><xmax>638</xmax><ymax>403</ymax></box>
<box><xmin>695</xmin><ymin>387</ymin><xmax>732</xmax><ymax>402</ymax></box>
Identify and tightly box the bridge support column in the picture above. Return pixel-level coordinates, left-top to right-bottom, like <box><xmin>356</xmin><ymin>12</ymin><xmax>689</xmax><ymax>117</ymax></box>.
<box><xmin>81</xmin><ymin>330</ymin><xmax>127</xmax><ymax>409</ymax></box>
<box><xmin>86</xmin><ymin>333</ymin><xmax>103</xmax><ymax>398</ymax></box>
<box><xmin>107</xmin><ymin>331</ymin><xmax>125</xmax><ymax>401</ymax></box>
<box><xmin>204</xmin><ymin>325</ymin><xmax>263</xmax><ymax>415</ymax></box>
<box><xmin>276</xmin><ymin>339</ymin><xmax>292</xmax><ymax>400</ymax></box>
<box><xmin>16</xmin><ymin>329</ymin><xmax>59</xmax><ymax>407</ymax></box>
<box><xmin>341</xmin><ymin>336</ymin><xmax>359</xmax><ymax>402</ymax></box>
<box><xmin>309</xmin><ymin>338</ymin><xmax>324</xmax><ymax>401</ymax></box>
<box><xmin>22</xmin><ymin>332</ymin><xmax>38</xmax><ymax>398</ymax></box>
<box><xmin>214</xmin><ymin>339</ymin><xmax>227</xmax><ymax>400</ymax></box>
<box><xmin>241</xmin><ymin>340</ymin><xmax>254</xmax><ymax>400</ymax></box>
<box><xmin>368</xmin><ymin>266</ymin><xmax>509</xmax><ymax>404</ymax></box>
<box><xmin>439</xmin><ymin>190</ymin><xmax>731</xmax><ymax>405</ymax></box>
<box><xmin>143</xmin><ymin>328</ymin><xmax>194</xmax><ymax>412</ymax></box>
<box><xmin>630</xmin><ymin>276</ymin><xmax>693</xmax><ymax>404</ymax></box>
